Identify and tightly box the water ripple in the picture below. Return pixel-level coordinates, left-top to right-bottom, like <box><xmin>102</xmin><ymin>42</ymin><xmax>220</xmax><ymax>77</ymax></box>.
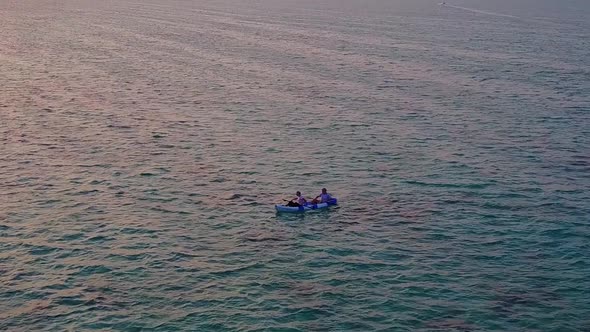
<box><xmin>1</xmin><ymin>0</ymin><xmax>589</xmax><ymax>330</ymax></box>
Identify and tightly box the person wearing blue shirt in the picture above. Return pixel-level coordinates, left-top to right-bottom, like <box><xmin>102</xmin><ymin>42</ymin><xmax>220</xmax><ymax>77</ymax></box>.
<box><xmin>312</xmin><ymin>188</ymin><xmax>332</xmax><ymax>204</ymax></box>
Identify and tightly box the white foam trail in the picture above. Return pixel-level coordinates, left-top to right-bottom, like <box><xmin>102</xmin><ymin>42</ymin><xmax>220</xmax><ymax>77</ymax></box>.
<box><xmin>443</xmin><ymin>4</ymin><xmax>520</xmax><ymax>19</ymax></box>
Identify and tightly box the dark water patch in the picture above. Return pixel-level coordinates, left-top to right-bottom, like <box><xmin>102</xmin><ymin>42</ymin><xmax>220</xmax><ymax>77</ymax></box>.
<box><xmin>149</xmin><ymin>206</ymin><xmax>192</xmax><ymax>215</ymax></box>
<box><xmin>36</xmin><ymin>198</ymin><xmax>62</xmax><ymax>205</ymax></box>
<box><xmin>106</xmin><ymin>124</ymin><xmax>132</xmax><ymax>129</ymax></box>
<box><xmin>84</xmin><ymin>235</ymin><xmax>114</xmax><ymax>243</ymax></box>
<box><xmin>244</xmin><ymin>235</ymin><xmax>288</xmax><ymax>242</ymax></box>
<box><xmin>139</xmin><ymin>196</ymin><xmax>178</xmax><ymax>203</ymax></box>
<box><xmin>77</xmin><ymin>164</ymin><xmax>111</xmax><ymax>168</ymax></box>
<box><xmin>276</xmin><ymin>307</ymin><xmax>335</xmax><ymax>323</ymax></box>
<box><xmin>404</xmin><ymin>180</ymin><xmax>493</xmax><ymax>189</ymax></box>
<box><xmin>225</xmin><ymin>193</ymin><xmax>245</xmax><ymax>200</ymax></box>
<box><xmin>69</xmin><ymin>189</ymin><xmax>100</xmax><ymax>196</ymax></box>
<box><xmin>325</xmin><ymin>248</ymin><xmax>361</xmax><ymax>257</ymax></box>
<box><xmin>425</xmin><ymin>232</ymin><xmax>455</xmax><ymax>241</ymax></box>
<box><xmin>170</xmin><ymin>251</ymin><xmax>197</xmax><ymax>261</ymax></box>
<box><xmin>209</xmin><ymin>263</ymin><xmax>265</xmax><ymax>277</ymax></box>
<box><xmin>54</xmin><ymin>296</ymin><xmax>89</xmax><ymax>307</ymax></box>
<box><xmin>237</xmin><ymin>170</ymin><xmax>259</xmax><ymax>175</ymax></box>
<box><xmin>11</xmin><ymin>270</ymin><xmax>43</xmax><ymax>280</ymax></box>
<box><xmin>423</xmin><ymin>318</ymin><xmax>477</xmax><ymax>331</ymax></box>
<box><xmin>49</xmin><ymin>246</ymin><xmax>86</xmax><ymax>259</ymax></box>
<box><xmin>28</xmin><ymin>245</ymin><xmax>61</xmax><ymax>256</ymax></box>
<box><xmin>120</xmin><ymin>227</ymin><xmax>163</xmax><ymax>235</ymax></box>
<box><xmin>17</xmin><ymin>176</ymin><xmax>40</xmax><ymax>183</ymax></box>
<box><xmin>480</xmin><ymin>202</ymin><xmax>529</xmax><ymax>211</ymax></box>
<box><xmin>78</xmin><ymin>265</ymin><xmax>112</xmax><ymax>276</ymax></box>
<box><xmin>336</xmin><ymin>321</ymin><xmax>378</xmax><ymax>330</ymax></box>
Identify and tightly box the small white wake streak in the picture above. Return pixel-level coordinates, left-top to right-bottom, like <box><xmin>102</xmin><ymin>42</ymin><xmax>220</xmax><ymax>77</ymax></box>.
<box><xmin>442</xmin><ymin>4</ymin><xmax>520</xmax><ymax>19</ymax></box>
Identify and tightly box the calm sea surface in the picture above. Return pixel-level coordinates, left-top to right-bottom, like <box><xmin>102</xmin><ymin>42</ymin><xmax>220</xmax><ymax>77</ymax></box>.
<box><xmin>1</xmin><ymin>0</ymin><xmax>589</xmax><ymax>330</ymax></box>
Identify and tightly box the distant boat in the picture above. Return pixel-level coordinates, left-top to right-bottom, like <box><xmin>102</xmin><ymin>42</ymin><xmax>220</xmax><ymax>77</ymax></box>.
<box><xmin>439</xmin><ymin>2</ymin><xmax>446</xmax><ymax>5</ymax></box>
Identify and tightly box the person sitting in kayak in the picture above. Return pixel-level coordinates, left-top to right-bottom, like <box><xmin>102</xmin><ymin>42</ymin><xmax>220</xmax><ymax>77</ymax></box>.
<box><xmin>312</xmin><ymin>188</ymin><xmax>332</xmax><ymax>204</ymax></box>
<box><xmin>286</xmin><ymin>191</ymin><xmax>307</xmax><ymax>207</ymax></box>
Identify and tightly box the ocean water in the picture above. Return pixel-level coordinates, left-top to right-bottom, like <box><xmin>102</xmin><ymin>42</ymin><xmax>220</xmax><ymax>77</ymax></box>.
<box><xmin>1</xmin><ymin>0</ymin><xmax>589</xmax><ymax>330</ymax></box>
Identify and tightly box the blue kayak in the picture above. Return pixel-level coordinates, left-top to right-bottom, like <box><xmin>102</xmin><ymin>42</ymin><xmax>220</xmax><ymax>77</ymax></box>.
<box><xmin>275</xmin><ymin>198</ymin><xmax>338</xmax><ymax>213</ymax></box>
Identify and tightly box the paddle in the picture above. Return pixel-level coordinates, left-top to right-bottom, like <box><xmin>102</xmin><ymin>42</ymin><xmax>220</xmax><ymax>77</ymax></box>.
<box><xmin>283</xmin><ymin>198</ymin><xmax>305</xmax><ymax>206</ymax></box>
<box><xmin>282</xmin><ymin>199</ymin><xmax>296</xmax><ymax>206</ymax></box>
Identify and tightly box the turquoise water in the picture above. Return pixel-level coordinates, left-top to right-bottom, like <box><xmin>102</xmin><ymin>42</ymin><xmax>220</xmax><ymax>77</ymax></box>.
<box><xmin>1</xmin><ymin>0</ymin><xmax>589</xmax><ymax>330</ymax></box>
